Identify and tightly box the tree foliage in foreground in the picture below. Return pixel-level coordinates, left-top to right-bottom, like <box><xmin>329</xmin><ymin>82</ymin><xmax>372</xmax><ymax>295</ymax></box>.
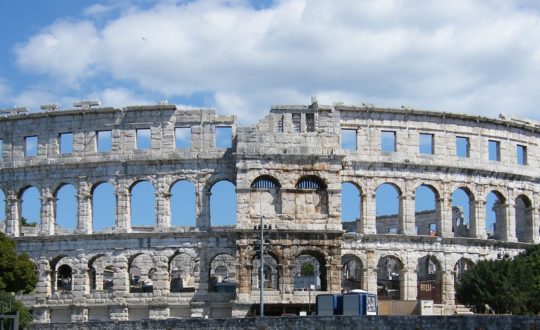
<box><xmin>0</xmin><ymin>232</ymin><xmax>37</xmax><ymax>294</ymax></box>
<box><xmin>456</xmin><ymin>245</ymin><xmax>540</xmax><ymax>315</ymax></box>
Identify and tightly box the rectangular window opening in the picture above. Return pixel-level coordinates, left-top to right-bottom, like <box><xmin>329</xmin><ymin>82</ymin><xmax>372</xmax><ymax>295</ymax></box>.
<box><xmin>215</xmin><ymin>126</ymin><xmax>232</xmax><ymax>148</ymax></box>
<box><xmin>381</xmin><ymin>130</ymin><xmax>396</xmax><ymax>153</ymax></box>
<box><xmin>136</xmin><ymin>128</ymin><xmax>151</xmax><ymax>150</ymax></box>
<box><xmin>456</xmin><ymin>136</ymin><xmax>470</xmax><ymax>158</ymax></box>
<box><xmin>25</xmin><ymin>136</ymin><xmax>38</xmax><ymax>157</ymax></box>
<box><xmin>275</xmin><ymin>115</ymin><xmax>284</xmax><ymax>133</ymax></box>
<box><xmin>306</xmin><ymin>113</ymin><xmax>315</xmax><ymax>132</ymax></box>
<box><xmin>97</xmin><ymin>130</ymin><xmax>112</xmax><ymax>152</ymax></box>
<box><xmin>419</xmin><ymin>133</ymin><xmax>434</xmax><ymax>155</ymax></box>
<box><xmin>59</xmin><ymin>132</ymin><xmax>73</xmax><ymax>154</ymax></box>
<box><xmin>341</xmin><ymin>129</ymin><xmax>357</xmax><ymax>150</ymax></box>
<box><xmin>517</xmin><ymin>144</ymin><xmax>527</xmax><ymax>165</ymax></box>
<box><xmin>292</xmin><ymin>113</ymin><xmax>301</xmax><ymax>133</ymax></box>
<box><xmin>175</xmin><ymin>127</ymin><xmax>191</xmax><ymax>148</ymax></box>
<box><xmin>488</xmin><ymin>140</ymin><xmax>500</xmax><ymax>161</ymax></box>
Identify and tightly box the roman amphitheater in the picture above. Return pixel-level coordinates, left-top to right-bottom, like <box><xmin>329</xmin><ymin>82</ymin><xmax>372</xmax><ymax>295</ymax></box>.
<box><xmin>0</xmin><ymin>99</ymin><xmax>537</xmax><ymax>323</ymax></box>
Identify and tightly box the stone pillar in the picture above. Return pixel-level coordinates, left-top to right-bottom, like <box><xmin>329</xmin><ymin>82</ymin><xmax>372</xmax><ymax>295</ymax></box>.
<box><xmin>438</xmin><ymin>197</ymin><xmax>453</xmax><ymax>238</ymax></box>
<box><xmin>501</xmin><ymin>201</ymin><xmax>516</xmax><ymax>242</ymax></box>
<box><xmin>361</xmin><ymin>193</ymin><xmax>376</xmax><ymax>234</ymax></box>
<box><xmin>40</xmin><ymin>188</ymin><xmax>55</xmax><ymax>235</ymax></box>
<box><xmin>113</xmin><ymin>255</ymin><xmax>129</xmax><ymax>295</ymax></box>
<box><xmin>196</xmin><ymin>186</ymin><xmax>210</xmax><ymax>229</ymax></box>
<box><xmin>402</xmin><ymin>266</ymin><xmax>417</xmax><ymax>301</ymax></box>
<box><xmin>152</xmin><ymin>254</ymin><xmax>170</xmax><ymax>296</ymax></box>
<box><xmin>72</xmin><ymin>255</ymin><xmax>89</xmax><ymax>298</ymax></box>
<box><xmin>400</xmin><ymin>194</ymin><xmax>416</xmax><ymax>235</ymax></box>
<box><xmin>442</xmin><ymin>269</ymin><xmax>455</xmax><ymax>305</ymax></box>
<box><xmin>470</xmin><ymin>199</ymin><xmax>486</xmax><ymax>239</ymax></box>
<box><xmin>116</xmin><ymin>188</ymin><xmax>131</xmax><ymax>232</ymax></box>
<box><xmin>76</xmin><ymin>182</ymin><xmax>92</xmax><ymax>234</ymax></box>
<box><xmin>156</xmin><ymin>190</ymin><xmax>171</xmax><ymax>230</ymax></box>
<box><xmin>36</xmin><ymin>257</ymin><xmax>52</xmax><ymax>300</ymax></box>
<box><xmin>5</xmin><ymin>190</ymin><xmax>19</xmax><ymax>237</ymax></box>
<box><xmin>364</xmin><ymin>250</ymin><xmax>377</xmax><ymax>293</ymax></box>
<box><xmin>532</xmin><ymin>207</ymin><xmax>540</xmax><ymax>243</ymax></box>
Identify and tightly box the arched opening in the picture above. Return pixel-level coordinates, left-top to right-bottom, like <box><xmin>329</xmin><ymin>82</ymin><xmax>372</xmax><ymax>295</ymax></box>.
<box><xmin>250</xmin><ymin>175</ymin><xmax>281</xmax><ymax>216</ymax></box>
<box><xmin>170</xmin><ymin>180</ymin><xmax>196</xmax><ymax>227</ymax></box>
<box><xmin>129</xmin><ymin>254</ymin><xmax>155</xmax><ymax>293</ymax></box>
<box><xmin>293</xmin><ymin>251</ymin><xmax>327</xmax><ymax>291</ymax></box>
<box><xmin>89</xmin><ymin>255</ymin><xmax>114</xmax><ymax>293</ymax></box>
<box><xmin>377</xmin><ymin>256</ymin><xmax>402</xmax><ymax>300</ymax></box>
<box><xmin>56</xmin><ymin>264</ymin><xmax>73</xmax><ymax>293</ymax></box>
<box><xmin>341</xmin><ymin>182</ymin><xmax>361</xmax><ymax>233</ymax></box>
<box><xmin>295</xmin><ymin>176</ymin><xmax>328</xmax><ymax>216</ymax></box>
<box><xmin>454</xmin><ymin>258</ymin><xmax>474</xmax><ymax>304</ymax></box>
<box><xmin>417</xmin><ymin>255</ymin><xmax>442</xmax><ymax>304</ymax></box>
<box><xmin>209</xmin><ymin>253</ymin><xmax>236</xmax><ymax>293</ymax></box>
<box><xmin>55</xmin><ymin>184</ymin><xmax>77</xmax><ymax>233</ymax></box>
<box><xmin>415</xmin><ymin>185</ymin><xmax>438</xmax><ymax>236</ymax></box>
<box><xmin>169</xmin><ymin>253</ymin><xmax>196</xmax><ymax>292</ymax></box>
<box><xmin>92</xmin><ymin>182</ymin><xmax>116</xmax><ymax>232</ymax></box>
<box><xmin>20</xmin><ymin>186</ymin><xmax>41</xmax><ymax>227</ymax></box>
<box><xmin>486</xmin><ymin>191</ymin><xmax>506</xmax><ymax>240</ymax></box>
<box><xmin>210</xmin><ymin>180</ymin><xmax>236</xmax><ymax>226</ymax></box>
<box><xmin>251</xmin><ymin>254</ymin><xmax>279</xmax><ymax>290</ymax></box>
<box><xmin>341</xmin><ymin>254</ymin><xmax>363</xmax><ymax>291</ymax></box>
<box><xmin>376</xmin><ymin>183</ymin><xmax>402</xmax><ymax>234</ymax></box>
<box><xmin>515</xmin><ymin>195</ymin><xmax>533</xmax><ymax>243</ymax></box>
<box><xmin>451</xmin><ymin>188</ymin><xmax>473</xmax><ymax>238</ymax></box>
<box><xmin>130</xmin><ymin>181</ymin><xmax>156</xmax><ymax>227</ymax></box>
<box><xmin>0</xmin><ymin>189</ymin><xmax>5</xmax><ymax>231</ymax></box>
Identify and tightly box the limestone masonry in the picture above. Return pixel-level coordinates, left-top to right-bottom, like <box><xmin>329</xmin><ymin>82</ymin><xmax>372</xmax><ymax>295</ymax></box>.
<box><xmin>0</xmin><ymin>99</ymin><xmax>536</xmax><ymax>322</ymax></box>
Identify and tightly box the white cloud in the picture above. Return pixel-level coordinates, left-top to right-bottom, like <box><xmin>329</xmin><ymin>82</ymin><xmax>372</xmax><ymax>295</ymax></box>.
<box><xmin>12</xmin><ymin>0</ymin><xmax>540</xmax><ymax>123</ymax></box>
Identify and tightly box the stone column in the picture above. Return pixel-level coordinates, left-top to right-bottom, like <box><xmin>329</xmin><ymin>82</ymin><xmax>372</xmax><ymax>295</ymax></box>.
<box><xmin>402</xmin><ymin>266</ymin><xmax>417</xmax><ymax>301</ymax></box>
<box><xmin>36</xmin><ymin>257</ymin><xmax>52</xmax><ymax>300</ymax></box>
<box><xmin>364</xmin><ymin>250</ymin><xmax>377</xmax><ymax>293</ymax></box>
<box><xmin>116</xmin><ymin>188</ymin><xmax>131</xmax><ymax>233</ymax></box>
<box><xmin>400</xmin><ymin>194</ymin><xmax>416</xmax><ymax>235</ymax></box>
<box><xmin>442</xmin><ymin>269</ymin><xmax>456</xmax><ymax>306</ymax></box>
<box><xmin>76</xmin><ymin>182</ymin><xmax>92</xmax><ymax>234</ymax></box>
<box><xmin>152</xmin><ymin>254</ymin><xmax>170</xmax><ymax>296</ymax></box>
<box><xmin>438</xmin><ymin>197</ymin><xmax>453</xmax><ymax>238</ymax></box>
<box><xmin>196</xmin><ymin>186</ymin><xmax>211</xmax><ymax>230</ymax></box>
<box><xmin>361</xmin><ymin>193</ymin><xmax>376</xmax><ymax>234</ymax></box>
<box><xmin>156</xmin><ymin>190</ymin><xmax>171</xmax><ymax>230</ymax></box>
<box><xmin>532</xmin><ymin>207</ymin><xmax>540</xmax><ymax>243</ymax></box>
<box><xmin>112</xmin><ymin>255</ymin><xmax>129</xmax><ymax>295</ymax></box>
<box><xmin>5</xmin><ymin>190</ymin><xmax>19</xmax><ymax>237</ymax></box>
<box><xmin>502</xmin><ymin>201</ymin><xmax>516</xmax><ymax>242</ymax></box>
<box><xmin>40</xmin><ymin>188</ymin><xmax>55</xmax><ymax>235</ymax></box>
<box><xmin>470</xmin><ymin>199</ymin><xmax>486</xmax><ymax>239</ymax></box>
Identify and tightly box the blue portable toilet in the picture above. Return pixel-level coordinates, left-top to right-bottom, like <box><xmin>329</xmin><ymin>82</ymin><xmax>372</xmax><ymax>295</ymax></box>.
<box><xmin>316</xmin><ymin>294</ymin><xmax>342</xmax><ymax>316</ymax></box>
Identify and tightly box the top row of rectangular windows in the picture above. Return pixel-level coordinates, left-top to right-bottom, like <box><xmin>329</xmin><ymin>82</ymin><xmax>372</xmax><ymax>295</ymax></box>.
<box><xmin>341</xmin><ymin>129</ymin><xmax>528</xmax><ymax>165</ymax></box>
<box><xmin>0</xmin><ymin>126</ymin><xmax>233</xmax><ymax>158</ymax></box>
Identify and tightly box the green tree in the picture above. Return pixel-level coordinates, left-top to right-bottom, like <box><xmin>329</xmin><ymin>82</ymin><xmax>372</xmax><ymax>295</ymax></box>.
<box><xmin>301</xmin><ymin>262</ymin><xmax>315</xmax><ymax>276</ymax></box>
<box><xmin>456</xmin><ymin>245</ymin><xmax>540</xmax><ymax>315</ymax></box>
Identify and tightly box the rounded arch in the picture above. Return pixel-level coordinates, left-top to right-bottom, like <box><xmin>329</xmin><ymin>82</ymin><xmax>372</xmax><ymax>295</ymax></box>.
<box><xmin>251</xmin><ymin>175</ymin><xmax>281</xmax><ymax>189</ymax></box>
<box><xmin>50</xmin><ymin>256</ymin><xmax>75</xmax><ymax>294</ymax></box>
<box><xmin>375</xmin><ymin>182</ymin><xmax>403</xmax><ymax>234</ymax></box>
<box><xmin>341</xmin><ymin>254</ymin><xmax>363</xmax><ymax>291</ymax></box>
<box><xmin>515</xmin><ymin>194</ymin><xmax>533</xmax><ymax>243</ymax></box>
<box><xmin>169</xmin><ymin>252</ymin><xmax>196</xmax><ymax>292</ymax></box>
<box><xmin>19</xmin><ymin>186</ymin><xmax>41</xmax><ymax>227</ymax></box>
<box><xmin>208</xmin><ymin>253</ymin><xmax>236</xmax><ymax>292</ymax></box>
<box><xmin>54</xmin><ymin>183</ymin><xmax>77</xmax><ymax>232</ymax></box>
<box><xmin>451</xmin><ymin>187</ymin><xmax>476</xmax><ymax>238</ymax></box>
<box><xmin>454</xmin><ymin>258</ymin><xmax>474</xmax><ymax>283</ymax></box>
<box><xmin>91</xmin><ymin>181</ymin><xmax>116</xmax><ymax>232</ymax></box>
<box><xmin>210</xmin><ymin>180</ymin><xmax>236</xmax><ymax>227</ymax></box>
<box><xmin>293</xmin><ymin>249</ymin><xmax>328</xmax><ymax>291</ymax></box>
<box><xmin>128</xmin><ymin>253</ymin><xmax>155</xmax><ymax>293</ymax></box>
<box><xmin>414</xmin><ymin>184</ymin><xmax>440</xmax><ymax>236</ymax></box>
<box><xmin>88</xmin><ymin>254</ymin><xmax>115</xmax><ymax>293</ymax></box>
<box><xmin>485</xmin><ymin>190</ymin><xmax>507</xmax><ymax>240</ymax></box>
<box><xmin>130</xmin><ymin>180</ymin><xmax>156</xmax><ymax>227</ymax></box>
<box><xmin>417</xmin><ymin>255</ymin><xmax>442</xmax><ymax>304</ymax></box>
<box><xmin>170</xmin><ymin>179</ymin><xmax>196</xmax><ymax>227</ymax></box>
<box><xmin>377</xmin><ymin>255</ymin><xmax>404</xmax><ymax>300</ymax></box>
<box><xmin>341</xmin><ymin>182</ymin><xmax>362</xmax><ymax>232</ymax></box>
<box><xmin>251</xmin><ymin>252</ymin><xmax>279</xmax><ymax>290</ymax></box>
<box><xmin>296</xmin><ymin>175</ymin><xmax>327</xmax><ymax>190</ymax></box>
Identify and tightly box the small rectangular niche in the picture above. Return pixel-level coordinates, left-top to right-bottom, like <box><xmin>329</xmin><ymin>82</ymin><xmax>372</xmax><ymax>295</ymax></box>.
<box><xmin>175</xmin><ymin>127</ymin><xmax>191</xmax><ymax>148</ymax></box>
<box><xmin>456</xmin><ymin>136</ymin><xmax>470</xmax><ymax>158</ymax></box>
<box><xmin>97</xmin><ymin>130</ymin><xmax>112</xmax><ymax>152</ymax></box>
<box><xmin>292</xmin><ymin>113</ymin><xmax>301</xmax><ymax>133</ymax></box>
<box><xmin>306</xmin><ymin>113</ymin><xmax>315</xmax><ymax>132</ymax></box>
<box><xmin>215</xmin><ymin>126</ymin><xmax>232</xmax><ymax>148</ymax></box>
<box><xmin>59</xmin><ymin>132</ymin><xmax>73</xmax><ymax>154</ymax></box>
<box><xmin>488</xmin><ymin>140</ymin><xmax>500</xmax><ymax>161</ymax></box>
<box><xmin>419</xmin><ymin>133</ymin><xmax>434</xmax><ymax>155</ymax></box>
<box><xmin>517</xmin><ymin>144</ymin><xmax>527</xmax><ymax>165</ymax></box>
<box><xmin>381</xmin><ymin>130</ymin><xmax>396</xmax><ymax>153</ymax></box>
<box><xmin>136</xmin><ymin>128</ymin><xmax>151</xmax><ymax>150</ymax></box>
<box><xmin>341</xmin><ymin>129</ymin><xmax>357</xmax><ymax>150</ymax></box>
<box><xmin>25</xmin><ymin>135</ymin><xmax>38</xmax><ymax>157</ymax></box>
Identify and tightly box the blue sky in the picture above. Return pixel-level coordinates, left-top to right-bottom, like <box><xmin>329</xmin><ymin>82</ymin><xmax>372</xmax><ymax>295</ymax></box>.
<box><xmin>1</xmin><ymin>0</ymin><xmax>534</xmax><ymax>232</ymax></box>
